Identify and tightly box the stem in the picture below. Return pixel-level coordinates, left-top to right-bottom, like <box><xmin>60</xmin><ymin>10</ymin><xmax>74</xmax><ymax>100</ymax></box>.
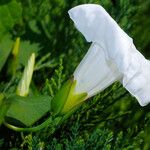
<box><xmin>4</xmin><ymin>117</ymin><xmax>53</xmax><ymax>132</ymax></box>
<box><xmin>3</xmin><ymin>76</ymin><xmax>15</xmax><ymax>92</ymax></box>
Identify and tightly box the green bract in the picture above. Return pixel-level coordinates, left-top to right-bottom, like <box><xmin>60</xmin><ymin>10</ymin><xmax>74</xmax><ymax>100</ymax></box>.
<box><xmin>51</xmin><ymin>77</ymin><xmax>87</xmax><ymax>115</ymax></box>
<box><xmin>16</xmin><ymin>53</ymin><xmax>35</xmax><ymax>97</ymax></box>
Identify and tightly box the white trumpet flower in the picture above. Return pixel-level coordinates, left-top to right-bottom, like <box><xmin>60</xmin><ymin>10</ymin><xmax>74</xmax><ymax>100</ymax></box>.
<box><xmin>69</xmin><ymin>4</ymin><xmax>150</xmax><ymax>106</ymax></box>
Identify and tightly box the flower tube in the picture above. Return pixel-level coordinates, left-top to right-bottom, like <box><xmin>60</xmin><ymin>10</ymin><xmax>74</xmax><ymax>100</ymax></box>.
<box><xmin>73</xmin><ymin>43</ymin><xmax>122</xmax><ymax>97</ymax></box>
<box><xmin>68</xmin><ymin>4</ymin><xmax>150</xmax><ymax>106</ymax></box>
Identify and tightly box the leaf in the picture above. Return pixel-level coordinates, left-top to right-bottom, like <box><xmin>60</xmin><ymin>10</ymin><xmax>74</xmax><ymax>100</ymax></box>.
<box><xmin>0</xmin><ymin>0</ymin><xmax>22</xmax><ymax>72</ymax></box>
<box><xmin>6</xmin><ymin>95</ymin><xmax>51</xmax><ymax>126</ymax></box>
<box><xmin>0</xmin><ymin>34</ymin><xmax>13</xmax><ymax>72</ymax></box>
<box><xmin>0</xmin><ymin>0</ymin><xmax>22</xmax><ymax>38</ymax></box>
<box><xmin>18</xmin><ymin>41</ymin><xmax>41</xmax><ymax>66</ymax></box>
<box><xmin>0</xmin><ymin>93</ymin><xmax>10</xmax><ymax>125</ymax></box>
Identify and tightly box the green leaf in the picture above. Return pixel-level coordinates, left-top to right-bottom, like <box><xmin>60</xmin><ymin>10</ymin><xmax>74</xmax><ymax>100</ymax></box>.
<box><xmin>0</xmin><ymin>93</ymin><xmax>10</xmax><ymax>125</ymax></box>
<box><xmin>6</xmin><ymin>95</ymin><xmax>51</xmax><ymax>126</ymax></box>
<box><xmin>0</xmin><ymin>34</ymin><xmax>13</xmax><ymax>72</ymax></box>
<box><xmin>0</xmin><ymin>0</ymin><xmax>22</xmax><ymax>38</ymax></box>
<box><xmin>19</xmin><ymin>41</ymin><xmax>41</xmax><ymax>66</ymax></box>
<box><xmin>0</xmin><ymin>0</ymin><xmax>22</xmax><ymax>72</ymax></box>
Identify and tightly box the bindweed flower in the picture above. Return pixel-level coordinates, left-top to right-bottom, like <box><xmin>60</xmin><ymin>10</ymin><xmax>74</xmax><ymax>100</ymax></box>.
<box><xmin>51</xmin><ymin>4</ymin><xmax>150</xmax><ymax>115</ymax></box>
<box><xmin>68</xmin><ymin>4</ymin><xmax>150</xmax><ymax>106</ymax></box>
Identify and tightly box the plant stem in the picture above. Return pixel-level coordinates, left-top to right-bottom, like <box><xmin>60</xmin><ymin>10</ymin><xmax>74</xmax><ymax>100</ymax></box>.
<box><xmin>4</xmin><ymin>117</ymin><xmax>53</xmax><ymax>132</ymax></box>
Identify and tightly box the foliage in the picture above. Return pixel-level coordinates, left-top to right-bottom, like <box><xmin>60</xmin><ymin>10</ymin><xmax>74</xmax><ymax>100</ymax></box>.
<box><xmin>0</xmin><ymin>0</ymin><xmax>150</xmax><ymax>149</ymax></box>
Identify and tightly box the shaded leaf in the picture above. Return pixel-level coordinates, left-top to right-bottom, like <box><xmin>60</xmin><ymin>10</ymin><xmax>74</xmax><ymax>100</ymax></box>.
<box><xmin>0</xmin><ymin>0</ymin><xmax>22</xmax><ymax>38</ymax></box>
<box><xmin>19</xmin><ymin>41</ymin><xmax>41</xmax><ymax>66</ymax></box>
<box><xmin>0</xmin><ymin>94</ymin><xmax>10</xmax><ymax>125</ymax></box>
<box><xmin>0</xmin><ymin>34</ymin><xmax>13</xmax><ymax>72</ymax></box>
<box><xmin>6</xmin><ymin>95</ymin><xmax>51</xmax><ymax>126</ymax></box>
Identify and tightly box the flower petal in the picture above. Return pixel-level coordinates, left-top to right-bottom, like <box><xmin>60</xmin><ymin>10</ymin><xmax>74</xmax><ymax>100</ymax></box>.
<box><xmin>125</xmin><ymin>59</ymin><xmax>150</xmax><ymax>106</ymax></box>
<box><xmin>74</xmin><ymin>43</ymin><xmax>121</xmax><ymax>97</ymax></box>
<box><xmin>69</xmin><ymin>4</ymin><xmax>150</xmax><ymax>106</ymax></box>
<box><xmin>68</xmin><ymin>4</ymin><xmax>135</xmax><ymax>82</ymax></box>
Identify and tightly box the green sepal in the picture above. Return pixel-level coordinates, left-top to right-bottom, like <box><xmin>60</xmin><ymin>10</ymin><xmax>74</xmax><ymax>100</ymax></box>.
<box><xmin>51</xmin><ymin>78</ymin><xmax>73</xmax><ymax>115</ymax></box>
<box><xmin>61</xmin><ymin>80</ymin><xmax>87</xmax><ymax>114</ymax></box>
<box><xmin>16</xmin><ymin>53</ymin><xmax>35</xmax><ymax>97</ymax></box>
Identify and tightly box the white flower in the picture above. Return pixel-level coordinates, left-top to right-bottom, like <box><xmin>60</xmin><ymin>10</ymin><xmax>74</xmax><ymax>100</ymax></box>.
<box><xmin>69</xmin><ymin>4</ymin><xmax>150</xmax><ymax>106</ymax></box>
<box><xmin>74</xmin><ymin>43</ymin><xmax>121</xmax><ymax>97</ymax></box>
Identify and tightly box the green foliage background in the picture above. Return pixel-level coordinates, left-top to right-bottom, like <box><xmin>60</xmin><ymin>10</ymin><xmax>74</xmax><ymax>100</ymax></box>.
<box><xmin>0</xmin><ymin>0</ymin><xmax>150</xmax><ymax>149</ymax></box>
